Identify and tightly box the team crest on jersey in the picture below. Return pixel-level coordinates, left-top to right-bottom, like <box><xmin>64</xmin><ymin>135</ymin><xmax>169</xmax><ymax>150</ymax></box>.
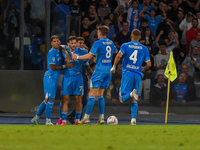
<box><xmin>52</xmin><ymin>57</ymin><xmax>55</xmax><ymax>62</ymax></box>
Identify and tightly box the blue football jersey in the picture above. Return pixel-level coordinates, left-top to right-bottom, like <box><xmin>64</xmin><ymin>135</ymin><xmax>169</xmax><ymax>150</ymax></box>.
<box><xmin>63</xmin><ymin>46</ymin><xmax>88</xmax><ymax>76</ymax></box>
<box><xmin>44</xmin><ymin>47</ymin><xmax>62</xmax><ymax>79</ymax></box>
<box><xmin>174</xmin><ymin>84</ymin><xmax>187</xmax><ymax>101</ymax></box>
<box><xmin>90</xmin><ymin>37</ymin><xmax>117</xmax><ymax>73</ymax></box>
<box><xmin>145</xmin><ymin>16</ymin><xmax>163</xmax><ymax>34</ymax></box>
<box><xmin>120</xmin><ymin>41</ymin><xmax>150</xmax><ymax>77</ymax></box>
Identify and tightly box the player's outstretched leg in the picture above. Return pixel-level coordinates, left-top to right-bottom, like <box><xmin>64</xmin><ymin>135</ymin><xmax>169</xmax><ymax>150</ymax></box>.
<box><xmin>80</xmin><ymin>96</ymin><xmax>95</xmax><ymax>124</ymax></box>
<box><xmin>97</xmin><ymin>96</ymin><xmax>105</xmax><ymax>124</ymax></box>
<box><xmin>45</xmin><ymin>100</ymin><xmax>55</xmax><ymax>125</ymax></box>
<box><xmin>121</xmin><ymin>89</ymin><xmax>138</xmax><ymax>102</ymax></box>
<box><xmin>130</xmin><ymin>100</ymin><xmax>138</xmax><ymax>125</ymax></box>
<box><xmin>31</xmin><ymin>100</ymin><xmax>47</xmax><ymax>125</ymax></box>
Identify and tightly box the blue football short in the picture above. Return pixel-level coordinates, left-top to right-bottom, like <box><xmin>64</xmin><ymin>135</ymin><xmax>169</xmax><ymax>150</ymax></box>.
<box><xmin>61</xmin><ymin>73</ymin><xmax>84</xmax><ymax>96</ymax></box>
<box><xmin>119</xmin><ymin>72</ymin><xmax>142</xmax><ymax>97</ymax></box>
<box><xmin>43</xmin><ymin>76</ymin><xmax>58</xmax><ymax>99</ymax></box>
<box><xmin>90</xmin><ymin>72</ymin><xmax>112</xmax><ymax>89</ymax></box>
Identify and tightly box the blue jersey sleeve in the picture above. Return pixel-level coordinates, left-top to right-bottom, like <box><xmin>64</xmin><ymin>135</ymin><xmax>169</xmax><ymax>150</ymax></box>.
<box><xmin>48</xmin><ymin>51</ymin><xmax>56</xmax><ymax>64</ymax></box>
<box><xmin>89</xmin><ymin>41</ymin><xmax>99</xmax><ymax>56</ymax></box>
<box><xmin>119</xmin><ymin>43</ymin><xmax>126</xmax><ymax>55</ymax></box>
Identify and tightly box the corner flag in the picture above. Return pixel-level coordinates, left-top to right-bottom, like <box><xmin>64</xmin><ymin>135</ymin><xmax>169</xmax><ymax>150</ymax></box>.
<box><xmin>164</xmin><ymin>51</ymin><xmax>177</xmax><ymax>82</ymax></box>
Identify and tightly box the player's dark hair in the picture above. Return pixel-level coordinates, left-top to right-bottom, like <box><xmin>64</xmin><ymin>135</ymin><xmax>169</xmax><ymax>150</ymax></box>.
<box><xmin>149</xmin><ymin>8</ymin><xmax>156</xmax><ymax>13</ymax></box>
<box><xmin>157</xmin><ymin>74</ymin><xmax>164</xmax><ymax>78</ymax></box>
<box><xmin>159</xmin><ymin>41</ymin><xmax>167</xmax><ymax>47</ymax></box>
<box><xmin>192</xmin><ymin>18</ymin><xmax>198</xmax><ymax>22</ymax></box>
<box><xmin>50</xmin><ymin>35</ymin><xmax>60</xmax><ymax>42</ymax></box>
<box><xmin>67</xmin><ymin>36</ymin><xmax>77</xmax><ymax>43</ymax></box>
<box><xmin>97</xmin><ymin>25</ymin><xmax>109</xmax><ymax>37</ymax></box>
<box><xmin>77</xmin><ymin>37</ymin><xmax>85</xmax><ymax>42</ymax></box>
<box><xmin>131</xmin><ymin>0</ymin><xmax>138</xmax><ymax>4</ymax></box>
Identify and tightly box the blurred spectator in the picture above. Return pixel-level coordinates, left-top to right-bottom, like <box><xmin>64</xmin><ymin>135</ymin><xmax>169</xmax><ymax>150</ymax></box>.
<box><xmin>154</xmin><ymin>41</ymin><xmax>169</xmax><ymax>78</ymax></box>
<box><xmin>140</xmin><ymin>44</ymin><xmax>155</xmax><ymax>100</ymax></box>
<box><xmin>113</xmin><ymin>13</ymin><xmax>123</xmax><ymax>33</ymax></box>
<box><xmin>125</xmin><ymin>0</ymin><xmax>140</xmax><ymax>31</ymax></box>
<box><xmin>81</xmin><ymin>16</ymin><xmax>93</xmax><ymax>48</ymax></box>
<box><xmin>110</xmin><ymin>74</ymin><xmax>121</xmax><ymax>104</ymax></box>
<box><xmin>139</xmin><ymin>7</ymin><xmax>166</xmax><ymax>35</ymax></box>
<box><xmin>167</xmin><ymin>0</ymin><xmax>179</xmax><ymax>24</ymax></box>
<box><xmin>149</xmin><ymin>74</ymin><xmax>167</xmax><ymax>106</ymax></box>
<box><xmin>29</xmin><ymin>18</ymin><xmax>42</xmax><ymax>37</ymax></box>
<box><xmin>69</xmin><ymin>0</ymin><xmax>81</xmax><ymax>34</ymax></box>
<box><xmin>170</xmin><ymin>72</ymin><xmax>195</xmax><ymax>105</ymax></box>
<box><xmin>156</xmin><ymin>1</ymin><xmax>168</xmax><ymax>18</ymax></box>
<box><xmin>97</xmin><ymin>0</ymin><xmax>111</xmax><ymax>24</ymax></box>
<box><xmin>181</xmin><ymin>46</ymin><xmax>200</xmax><ymax>79</ymax></box>
<box><xmin>84</xmin><ymin>4</ymin><xmax>99</xmax><ymax>30</ymax></box>
<box><xmin>189</xmin><ymin>31</ymin><xmax>200</xmax><ymax>56</ymax></box>
<box><xmin>138</xmin><ymin>0</ymin><xmax>156</xmax><ymax>13</ymax></box>
<box><xmin>155</xmin><ymin>31</ymin><xmax>181</xmax><ymax>64</ymax></box>
<box><xmin>108</xmin><ymin>13</ymin><xmax>114</xmax><ymax>25</ymax></box>
<box><xmin>179</xmin><ymin>12</ymin><xmax>193</xmax><ymax>50</ymax></box>
<box><xmin>28</xmin><ymin>0</ymin><xmax>45</xmax><ymax>31</ymax></box>
<box><xmin>172</xmin><ymin>64</ymin><xmax>196</xmax><ymax>97</ymax></box>
<box><xmin>69</xmin><ymin>0</ymin><xmax>81</xmax><ymax>16</ymax></box>
<box><xmin>140</xmin><ymin>26</ymin><xmax>155</xmax><ymax>50</ymax></box>
<box><xmin>179</xmin><ymin>0</ymin><xmax>195</xmax><ymax>15</ymax></box>
<box><xmin>104</xmin><ymin>16</ymin><xmax>115</xmax><ymax>40</ymax></box>
<box><xmin>114</xmin><ymin>3</ymin><xmax>127</xmax><ymax>22</ymax></box>
<box><xmin>197</xmin><ymin>12</ymin><xmax>200</xmax><ymax>28</ymax></box>
<box><xmin>194</xmin><ymin>0</ymin><xmax>200</xmax><ymax>12</ymax></box>
<box><xmin>186</xmin><ymin>18</ymin><xmax>200</xmax><ymax>56</ymax></box>
<box><xmin>114</xmin><ymin>21</ymin><xmax>131</xmax><ymax>50</ymax></box>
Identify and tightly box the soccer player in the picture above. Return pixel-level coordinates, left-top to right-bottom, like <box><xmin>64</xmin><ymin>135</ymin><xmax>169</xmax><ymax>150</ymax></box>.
<box><xmin>110</xmin><ymin>29</ymin><xmax>151</xmax><ymax>125</ymax></box>
<box><xmin>72</xmin><ymin>25</ymin><xmax>117</xmax><ymax>124</ymax></box>
<box><xmin>31</xmin><ymin>35</ymin><xmax>74</xmax><ymax>125</ymax></box>
<box><xmin>66</xmin><ymin>37</ymin><xmax>91</xmax><ymax>124</ymax></box>
<box><xmin>57</xmin><ymin>36</ymin><xmax>89</xmax><ymax>125</ymax></box>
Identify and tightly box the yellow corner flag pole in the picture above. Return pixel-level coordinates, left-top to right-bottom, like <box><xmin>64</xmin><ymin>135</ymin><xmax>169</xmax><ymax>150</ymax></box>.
<box><xmin>164</xmin><ymin>51</ymin><xmax>177</xmax><ymax>125</ymax></box>
<box><xmin>165</xmin><ymin>72</ymin><xmax>171</xmax><ymax>125</ymax></box>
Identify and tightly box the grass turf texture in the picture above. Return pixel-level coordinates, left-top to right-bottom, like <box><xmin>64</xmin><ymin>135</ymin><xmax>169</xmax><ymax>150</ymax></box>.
<box><xmin>0</xmin><ymin>125</ymin><xmax>200</xmax><ymax>150</ymax></box>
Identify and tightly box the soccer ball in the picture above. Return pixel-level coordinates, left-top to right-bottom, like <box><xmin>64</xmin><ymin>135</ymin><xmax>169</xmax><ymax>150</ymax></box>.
<box><xmin>107</xmin><ymin>116</ymin><xmax>118</xmax><ymax>125</ymax></box>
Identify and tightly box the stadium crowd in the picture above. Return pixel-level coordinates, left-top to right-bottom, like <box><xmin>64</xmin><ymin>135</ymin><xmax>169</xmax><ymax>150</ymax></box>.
<box><xmin>1</xmin><ymin>0</ymin><xmax>200</xmax><ymax>106</ymax></box>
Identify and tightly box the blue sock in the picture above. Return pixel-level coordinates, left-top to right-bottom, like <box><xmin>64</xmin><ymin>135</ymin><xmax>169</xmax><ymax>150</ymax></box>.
<box><xmin>59</xmin><ymin>103</ymin><xmax>62</xmax><ymax>119</ymax></box>
<box><xmin>98</xmin><ymin>96</ymin><xmax>105</xmax><ymax>114</ymax></box>
<box><xmin>85</xmin><ymin>96</ymin><xmax>95</xmax><ymax>115</ymax></box>
<box><xmin>75</xmin><ymin>111</ymin><xmax>81</xmax><ymax>120</ymax></box>
<box><xmin>46</xmin><ymin>100</ymin><xmax>55</xmax><ymax>119</ymax></box>
<box><xmin>36</xmin><ymin>100</ymin><xmax>47</xmax><ymax>117</ymax></box>
<box><xmin>61</xmin><ymin>111</ymin><xmax>67</xmax><ymax>120</ymax></box>
<box><xmin>131</xmin><ymin>101</ymin><xmax>138</xmax><ymax>119</ymax></box>
<box><xmin>121</xmin><ymin>93</ymin><xmax>131</xmax><ymax>102</ymax></box>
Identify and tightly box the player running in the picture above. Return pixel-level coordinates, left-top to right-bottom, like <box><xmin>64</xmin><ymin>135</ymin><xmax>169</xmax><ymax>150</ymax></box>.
<box><xmin>72</xmin><ymin>25</ymin><xmax>117</xmax><ymax>124</ymax></box>
<box><xmin>56</xmin><ymin>36</ymin><xmax>89</xmax><ymax>125</ymax></box>
<box><xmin>31</xmin><ymin>35</ymin><xmax>74</xmax><ymax>125</ymax></box>
<box><xmin>110</xmin><ymin>29</ymin><xmax>151</xmax><ymax>125</ymax></box>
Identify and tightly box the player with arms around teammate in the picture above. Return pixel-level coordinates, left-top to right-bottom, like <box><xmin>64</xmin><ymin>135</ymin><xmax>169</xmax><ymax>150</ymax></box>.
<box><xmin>31</xmin><ymin>35</ymin><xmax>74</xmax><ymax>125</ymax></box>
<box><xmin>58</xmin><ymin>36</ymin><xmax>89</xmax><ymax>125</ymax></box>
<box><xmin>110</xmin><ymin>29</ymin><xmax>151</xmax><ymax>125</ymax></box>
<box><xmin>72</xmin><ymin>25</ymin><xmax>117</xmax><ymax>124</ymax></box>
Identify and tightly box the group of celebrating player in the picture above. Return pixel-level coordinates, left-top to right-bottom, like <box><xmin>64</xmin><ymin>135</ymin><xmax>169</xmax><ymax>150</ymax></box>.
<box><xmin>31</xmin><ymin>25</ymin><xmax>151</xmax><ymax>126</ymax></box>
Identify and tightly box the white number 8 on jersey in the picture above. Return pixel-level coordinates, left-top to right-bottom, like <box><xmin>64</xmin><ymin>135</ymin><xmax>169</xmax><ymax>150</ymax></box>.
<box><xmin>106</xmin><ymin>46</ymin><xmax>111</xmax><ymax>58</ymax></box>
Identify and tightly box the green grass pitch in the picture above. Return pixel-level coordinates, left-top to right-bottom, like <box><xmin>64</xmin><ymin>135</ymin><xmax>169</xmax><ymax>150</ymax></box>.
<box><xmin>0</xmin><ymin>125</ymin><xmax>200</xmax><ymax>150</ymax></box>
